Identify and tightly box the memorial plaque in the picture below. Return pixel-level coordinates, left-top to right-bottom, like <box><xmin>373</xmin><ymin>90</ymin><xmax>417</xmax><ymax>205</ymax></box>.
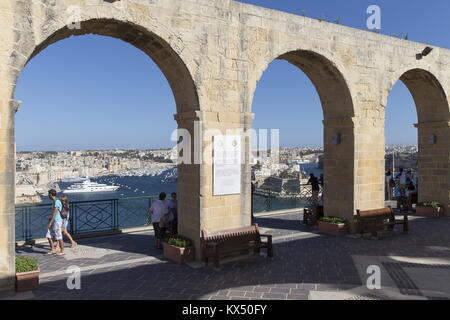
<box><xmin>213</xmin><ymin>135</ymin><xmax>241</xmax><ymax>196</ymax></box>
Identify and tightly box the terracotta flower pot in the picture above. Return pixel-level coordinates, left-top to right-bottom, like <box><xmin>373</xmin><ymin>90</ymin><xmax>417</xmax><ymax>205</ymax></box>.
<box><xmin>16</xmin><ymin>269</ymin><xmax>40</xmax><ymax>292</ymax></box>
<box><xmin>163</xmin><ymin>242</ymin><xmax>194</xmax><ymax>264</ymax></box>
<box><xmin>318</xmin><ymin>221</ymin><xmax>348</xmax><ymax>236</ymax></box>
<box><xmin>416</xmin><ymin>206</ymin><xmax>445</xmax><ymax>218</ymax></box>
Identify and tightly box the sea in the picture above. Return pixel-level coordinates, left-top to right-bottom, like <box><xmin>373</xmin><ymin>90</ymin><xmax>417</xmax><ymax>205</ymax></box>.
<box><xmin>16</xmin><ymin>163</ymin><xmax>322</xmax><ymax>241</ymax></box>
<box><xmin>40</xmin><ymin>163</ymin><xmax>323</xmax><ymax>212</ymax></box>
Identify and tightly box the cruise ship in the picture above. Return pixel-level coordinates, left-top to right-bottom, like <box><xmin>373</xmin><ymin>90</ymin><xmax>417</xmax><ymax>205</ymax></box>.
<box><xmin>63</xmin><ymin>178</ymin><xmax>119</xmax><ymax>194</ymax></box>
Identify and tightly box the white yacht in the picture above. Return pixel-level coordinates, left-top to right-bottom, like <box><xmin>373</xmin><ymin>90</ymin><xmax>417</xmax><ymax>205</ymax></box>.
<box><xmin>63</xmin><ymin>178</ymin><xmax>119</xmax><ymax>194</ymax></box>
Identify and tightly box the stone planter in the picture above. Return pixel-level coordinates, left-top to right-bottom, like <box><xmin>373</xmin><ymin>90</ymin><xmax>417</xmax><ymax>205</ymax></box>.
<box><xmin>163</xmin><ymin>242</ymin><xmax>194</xmax><ymax>264</ymax></box>
<box><xmin>16</xmin><ymin>269</ymin><xmax>40</xmax><ymax>292</ymax></box>
<box><xmin>318</xmin><ymin>221</ymin><xmax>348</xmax><ymax>236</ymax></box>
<box><xmin>416</xmin><ymin>206</ymin><xmax>445</xmax><ymax>218</ymax></box>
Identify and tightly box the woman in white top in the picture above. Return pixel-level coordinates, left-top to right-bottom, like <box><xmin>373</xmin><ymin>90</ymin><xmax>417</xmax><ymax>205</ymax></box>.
<box><xmin>149</xmin><ymin>192</ymin><xmax>169</xmax><ymax>249</ymax></box>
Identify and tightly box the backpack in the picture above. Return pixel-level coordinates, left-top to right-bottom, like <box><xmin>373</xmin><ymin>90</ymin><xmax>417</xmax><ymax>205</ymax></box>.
<box><xmin>60</xmin><ymin>201</ymin><xmax>70</xmax><ymax>219</ymax></box>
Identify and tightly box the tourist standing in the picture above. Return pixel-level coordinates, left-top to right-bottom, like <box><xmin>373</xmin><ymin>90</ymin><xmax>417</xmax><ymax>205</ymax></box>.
<box><xmin>385</xmin><ymin>171</ymin><xmax>394</xmax><ymax>200</ymax></box>
<box><xmin>396</xmin><ymin>168</ymin><xmax>407</xmax><ymax>197</ymax></box>
<box><xmin>167</xmin><ymin>192</ymin><xmax>178</xmax><ymax>235</ymax></box>
<box><xmin>406</xmin><ymin>170</ymin><xmax>414</xmax><ymax>185</ymax></box>
<box><xmin>406</xmin><ymin>181</ymin><xmax>418</xmax><ymax>213</ymax></box>
<box><xmin>60</xmin><ymin>196</ymin><xmax>77</xmax><ymax>248</ymax></box>
<box><xmin>308</xmin><ymin>174</ymin><xmax>320</xmax><ymax>205</ymax></box>
<box><xmin>149</xmin><ymin>192</ymin><xmax>169</xmax><ymax>249</ymax></box>
<box><xmin>45</xmin><ymin>189</ymin><xmax>65</xmax><ymax>256</ymax></box>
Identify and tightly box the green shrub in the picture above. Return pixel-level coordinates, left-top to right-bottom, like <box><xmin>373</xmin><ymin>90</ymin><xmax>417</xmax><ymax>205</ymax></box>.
<box><xmin>16</xmin><ymin>256</ymin><xmax>39</xmax><ymax>273</ymax></box>
<box><xmin>418</xmin><ymin>202</ymin><xmax>443</xmax><ymax>208</ymax></box>
<box><xmin>319</xmin><ymin>217</ymin><xmax>347</xmax><ymax>224</ymax></box>
<box><xmin>164</xmin><ymin>235</ymin><xmax>193</xmax><ymax>248</ymax></box>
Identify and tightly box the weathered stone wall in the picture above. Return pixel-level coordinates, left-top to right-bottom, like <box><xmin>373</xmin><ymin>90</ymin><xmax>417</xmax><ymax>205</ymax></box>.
<box><xmin>1</xmin><ymin>0</ymin><xmax>449</xmax><ymax>295</ymax></box>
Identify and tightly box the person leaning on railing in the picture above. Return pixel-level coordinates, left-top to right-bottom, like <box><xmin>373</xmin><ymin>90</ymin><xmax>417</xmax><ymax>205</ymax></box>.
<box><xmin>307</xmin><ymin>174</ymin><xmax>320</xmax><ymax>206</ymax></box>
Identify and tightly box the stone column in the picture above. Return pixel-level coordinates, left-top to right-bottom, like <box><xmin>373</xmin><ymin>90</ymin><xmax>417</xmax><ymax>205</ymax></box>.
<box><xmin>199</xmin><ymin>111</ymin><xmax>252</xmax><ymax>232</ymax></box>
<box><xmin>173</xmin><ymin>111</ymin><xmax>202</xmax><ymax>259</ymax></box>
<box><xmin>322</xmin><ymin>117</ymin><xmax>357</xmax><ymax>226</ymax></box>
<box><xmin>174</xmin><ymin>111</ymin><xmax>254</xmax><ymax>259</ymax></box>
<box><xmin>0</xmin><ymin>99</ymin><xmax>20</xmax><ymax>297</ymax></box>
<box><xmin>416</xmin><ymin>121</ymin><xmax>450</xmax><ymax>213</ymax></box>
<box><xmin>352</xmin><ymin>108</ymin><xmax>386</xmax><ymax>227</ymax></box>
<box><xmin>324</xmin><ymin>109</ymin><xmax>386</xmax><ymax>232</ymax></box>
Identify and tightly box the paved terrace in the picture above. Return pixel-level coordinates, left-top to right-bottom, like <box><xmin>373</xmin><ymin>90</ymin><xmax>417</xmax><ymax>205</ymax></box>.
<box><xmin>8</xmin><ymin>211</ymin><xmax>450</xmax><ymax>300</ymax></box>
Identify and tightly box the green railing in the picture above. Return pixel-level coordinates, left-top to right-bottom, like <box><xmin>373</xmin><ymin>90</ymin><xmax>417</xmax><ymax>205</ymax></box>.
<box><xmin>15</xmin><ymin>196</ymin><xmax>158</xmax><ymax>242</ymax></box>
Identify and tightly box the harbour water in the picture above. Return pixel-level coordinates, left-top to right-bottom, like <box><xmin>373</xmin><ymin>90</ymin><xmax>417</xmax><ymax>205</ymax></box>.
<box><xmin>34</xmin><ymin>163</ymin><xmax>323</xmax><ymax>212</ymax></box>
<box><xmin>15</xmin><ymin>164</ymin><xmax>323</xmax><ymax>241</ymax></box>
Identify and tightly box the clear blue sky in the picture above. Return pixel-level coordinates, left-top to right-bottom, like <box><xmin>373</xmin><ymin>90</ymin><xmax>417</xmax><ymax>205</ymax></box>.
<box><xmin>15</xmin><ymin>0</ymin><xmax>450</xmax><ymax>151</ymax></box>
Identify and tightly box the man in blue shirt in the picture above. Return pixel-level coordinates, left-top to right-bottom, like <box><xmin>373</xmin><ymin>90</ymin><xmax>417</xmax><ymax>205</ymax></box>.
<box><xmin>45</xmin><ymin>189</ymin><xmax>65</xmax><ymax>256</ymax></box>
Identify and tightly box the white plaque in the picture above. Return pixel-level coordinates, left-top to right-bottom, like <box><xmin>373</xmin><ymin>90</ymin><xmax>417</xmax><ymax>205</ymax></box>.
<box><xmin>213</xmin><ymin>135</ymin><xmax>241</xmax><ymax>196</ymax></box>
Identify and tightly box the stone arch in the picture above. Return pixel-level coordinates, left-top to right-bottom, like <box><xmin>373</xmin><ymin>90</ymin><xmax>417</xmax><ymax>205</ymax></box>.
<box><xmin>397</xmin><ymin>69</ymin><xmax>449</xmax><ymax>122</ymax></box>
<box><xmin>385</xmin><ymin>68</ymin><xmax>450</xmax><ymax>209</ymax></box>
<box><xmin>249</xmin><ymin>46</ymin><xmax>355</xmax><ymax>119</ymax></box>
<box><xmin>384</xmin><ymin>68</ymin><xmax>449</xmax><ymax>121</ymax></box>
<box><xmin>14</xmin><ymin>18</ymin><xmax>200</xmax><ymax>114</ymax></box>
<box><xmin>249</xmin><ymin>49</ymin><xmax>356</xmax><ymax>220</ymax></box>
<box><xmin>10</xmin><ymin>18</ymin><xmax>203</xmax><ymax>247</ymax></box>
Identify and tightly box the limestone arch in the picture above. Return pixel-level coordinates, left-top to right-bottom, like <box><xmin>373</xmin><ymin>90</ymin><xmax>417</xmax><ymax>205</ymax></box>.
<box><xmin>385</xmin><ymin>68</ymin><xmax>449</xmax><ymax>122</ymax></box>
<box><xmin>11</xmin><ymin>18</ymin><xmax>203</xmax><ymax>239</ymax></box>
<box><xmin>384</xmin><ymin>68</ymin><xmax>450</xmax><ymax>208</ymax></box>
<box><xmin>249</xmin><ymin>49</ymin><xmax>356</xmax><ymax>219</ymax></box>
<box><xmin>249</xmin><ymin>44</ymin><xmax>356</xmax><ymax>119</ymax></box>
<box><xmin>13</xmin><ymin>18</ymin><xmax>200</xmax><ymax>114</ymax></box>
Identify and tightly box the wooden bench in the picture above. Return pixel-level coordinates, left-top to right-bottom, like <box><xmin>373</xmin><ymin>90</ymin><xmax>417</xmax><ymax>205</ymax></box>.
<box><xmin>303</xmin><ymin>206</ymin><xmax>324</xmax><ymax>225</ymax></box>
<box><xmin>356</xmin><ymin>207</ymin><xmax>409</xmax><ymax>237</ymax></box>
<box><xmin>201</xmin><ymin>224</ymin><xmax>273</xmax><ymax>268</ymax></box>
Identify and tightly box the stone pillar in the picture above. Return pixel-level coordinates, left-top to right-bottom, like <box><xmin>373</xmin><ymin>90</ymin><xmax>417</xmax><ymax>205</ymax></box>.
<box><xmin>199</xmin><ymin>111</ymin><xmax>252</xmax><ymax>231</ymax></box>
<box><xmin>325</xmin><ymin>109</ymin><xmax>386</xmax><ymax>231</ymax></box>
<box><xmin>416</xmin><ymin>121</ymin><xmax>450</xmax><ymax>213</ymax></box>
<box><xmin>323</xmin><ymin>117</ymin><xmax>357</xmax><ymax>226</ymax></box>
<box><xmin>352</xmin><ymin>108</ymin><xmax>386</xmax><ymax>227</ymax></box>
<box><xmin>173</xmin><ymin>111</ymin><xmax>202</xmax><ymax>259</ymax></box>
<box><xmin>0</xmin><ymin>99</ymin><xmax>20</xmax><ymax>297</ymax></box>
<box><xmin>240</xmin><ymin>112</ymin><xmax>255</xmax><ymax>227</ymax></box>
<box><xmin>174</xmin><ymin>111</ymin><xmax>254</xmax><ymax>259</ymax></box>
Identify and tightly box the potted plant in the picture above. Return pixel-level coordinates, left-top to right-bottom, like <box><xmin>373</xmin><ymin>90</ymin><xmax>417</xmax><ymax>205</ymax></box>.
<box><xmin>416</xmin><ymin>202</ymin><xmax>445</xmax><ymax>217</ymax></box>
<box><xmin>163</xmin><ymin>235</ymin><xmax>195</xmax><ymax>264</ymax></box>
<box><xmin>15</xmin><ymin>256</ymin><xmax>40</xmax><ymax>292</ymax></box>
<box><xmin>318</xmin><ymin>217</ymin><xmax>348</xmax><ymax>236</ymax></box>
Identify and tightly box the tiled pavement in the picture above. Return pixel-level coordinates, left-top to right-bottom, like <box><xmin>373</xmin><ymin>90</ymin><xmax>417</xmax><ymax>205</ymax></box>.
<box><xmin>10</xmin><ymin>211</ymin><xmax>450</xmax><ymax>300</ymax></box>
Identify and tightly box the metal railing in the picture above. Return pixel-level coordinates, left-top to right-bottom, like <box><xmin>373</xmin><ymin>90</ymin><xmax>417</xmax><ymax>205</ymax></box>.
<box><xmin>15</xmin><ymin>196</ymin><xmax>157</xmax><ymax>242</ymax></box>
<box><xmin>253</xmin><ymin>184</ymin><xmax>323</xmax><ymax>212</ymax></box>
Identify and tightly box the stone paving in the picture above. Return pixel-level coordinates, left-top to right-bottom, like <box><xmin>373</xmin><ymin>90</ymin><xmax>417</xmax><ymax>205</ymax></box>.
<box><xmin>9</xmin><ymin>211</ymin><xmax>450</xmax><ymax>300</ymax></box>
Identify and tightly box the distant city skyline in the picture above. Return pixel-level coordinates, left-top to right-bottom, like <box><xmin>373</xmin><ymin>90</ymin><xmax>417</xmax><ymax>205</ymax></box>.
<box><xmin>15</xmin><ymin>0</ymin><xmax>447</xmax><ymax>151</ymax></box>
<box><xmin>16</xmin><ymin>144</ymin><xmax>419</xmax><ymax>153</ymax></box>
